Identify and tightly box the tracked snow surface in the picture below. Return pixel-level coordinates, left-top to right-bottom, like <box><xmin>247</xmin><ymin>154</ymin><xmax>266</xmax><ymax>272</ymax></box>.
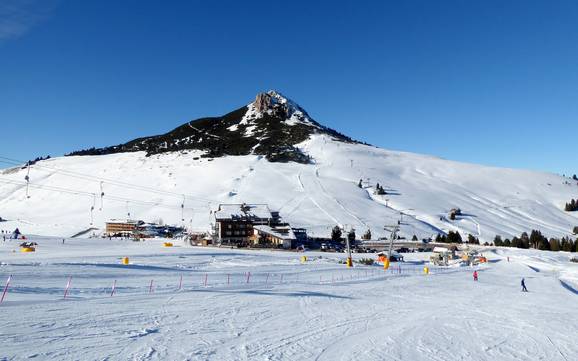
<box><xmin>0</xmin><ymin>238</ymin><xmax>578</xmax><ymax>360</ymax></box>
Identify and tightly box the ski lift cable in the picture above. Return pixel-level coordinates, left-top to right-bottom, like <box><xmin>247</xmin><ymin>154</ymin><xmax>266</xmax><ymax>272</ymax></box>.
<box><xmin>0</xmin><ymin>178</ymin><xmax>197</xmax><ymax>211</ymax></box>
<box><xmin>0</xmin><ymin>155</ymin><xmax>217</xmax><ymax>203</ymax></box>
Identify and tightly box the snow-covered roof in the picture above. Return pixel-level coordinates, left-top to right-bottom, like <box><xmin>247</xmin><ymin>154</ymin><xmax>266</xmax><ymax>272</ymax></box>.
<box><xmin>253</xmin><ymin>225</ymin><xmax>296</xmax><ymax>241</ymax></box>
<box><xmin>214</xmin><ymin>204</ymin><xmax>273</xmax><ymax>221</ymax></box>
<box><xmin>433</xmin><ymin>247</ymin><xmax>451</xmax><ymax>253</ymax></box>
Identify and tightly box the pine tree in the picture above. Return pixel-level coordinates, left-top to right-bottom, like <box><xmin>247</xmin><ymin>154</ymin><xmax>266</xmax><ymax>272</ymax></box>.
<box><xmin>347</xmin><ymin>229</ymin><xmax>356</xmax><ymax>244</ymax></box>
<box><xmin>550</xmin><ymin>238</ymin><xmax>560</xmax><ymax>252</ymax></box>
<box><xmin>511</xmin><ymin>237</ymin><xmax>521</xmax><ymax>248</ymax></box>
<box><xmin>573</xmin><ymin>174</ymin><xmax>578</xmax><ymax>181</ymax></box>
<box><xmin>331</xmin><ymin>226</ymin><xmax>342</xmax><ymax>242</ymax></box>
<box><xmin>503</xmin><ymin>239</ymin><xmax>511</xmax><ymax>247</ymax></box>
<box><xmin>447</xmin><ymin>231</ymin><xmax>463</xmax><ymax>244</ymax></box>
<box><xmin>537</xmin><ymin>237</ymin><xmax>551</xmax><ymax>251</ymax></box>
<box><xmin>562</xmin><ymin>237</ymin><xmax>573</xmax><ymax>252</ymax></box>
<box><xmin>573</xmin><ymin>226</ymin><xmax>578</xmax><ymax>235</ymax></box>
<box><xmin>362</xmin><ymin>229</ymin><xmax>372</xmax><ymax>240</ymax></box>
<box><xmin>520</xmin><ymin>232</ymin><xmax>530</xmax><ymax>249</ymax></box>
<box><xmin>530</xmin><ymin>230</ymin><xmax>544</xmax><ymax>249</ymax></box>
<box><xmin>412</xmin><ymin>235</ymin><xmax>418</xmax><ymax>241</ymax></box>
<box><xmin>493</xmin><ymin>235</ymin><xmax>503</xmax><ymax>247</ymax></box>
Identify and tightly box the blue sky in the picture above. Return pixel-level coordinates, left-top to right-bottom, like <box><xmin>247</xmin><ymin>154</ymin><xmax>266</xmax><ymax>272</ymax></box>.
<box><xmin>1</xmin><ymin>0</ymin><xmax>577</xmax><ymax>174</ymax></box>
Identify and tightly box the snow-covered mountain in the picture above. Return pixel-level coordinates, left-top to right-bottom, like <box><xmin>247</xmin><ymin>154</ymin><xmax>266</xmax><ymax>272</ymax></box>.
<box><xmin>1</xmin><ymin>91</ymin><xmax>577</xmax><ymax>242</ymax></box>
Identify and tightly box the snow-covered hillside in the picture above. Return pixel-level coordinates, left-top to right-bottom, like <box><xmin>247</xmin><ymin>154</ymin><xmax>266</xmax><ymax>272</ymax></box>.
<box><xmin>1</xmin><ymin>133</ymin><xmax>577</xmax><ymax>242</ymax></box>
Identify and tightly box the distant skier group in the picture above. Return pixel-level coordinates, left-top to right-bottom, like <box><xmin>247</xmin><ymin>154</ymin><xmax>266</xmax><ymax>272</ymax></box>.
<box><xmin>472</xmin><ymin>271</ymin><xmax>528</xmax><ymax>292</ymax></box>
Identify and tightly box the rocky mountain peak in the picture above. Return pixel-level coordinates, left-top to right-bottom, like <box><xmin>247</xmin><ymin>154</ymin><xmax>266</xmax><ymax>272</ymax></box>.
<box><xmin>67</xmin><ymin>91</ymin><xmax>362</xmax><ymax>163</ymax></box>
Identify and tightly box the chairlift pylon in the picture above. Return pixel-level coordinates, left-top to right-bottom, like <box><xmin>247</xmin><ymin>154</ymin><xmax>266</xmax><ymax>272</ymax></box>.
<box><xmin>24</xmin><ymin>163</ymin><xmax>31</xmax><ymax>199</ymax></box>
<box><xmin>99</xmin><ymin>181</ymin><xmax>104</xmax><ymax>211</ymax></box>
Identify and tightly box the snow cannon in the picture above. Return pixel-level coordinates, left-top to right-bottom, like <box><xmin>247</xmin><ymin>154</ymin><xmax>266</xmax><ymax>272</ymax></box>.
<box><xmin>383</xmin><ymin>258</ymin><xmax>390</xmax><ymax>270</ymax></box>
<box><xmin>20</xmin><ymin>246</ymin><xmax>35</xmax><ymax>252</ymax></box>
<box><xmin>300</xmin><ymin>256</ymin><xmax>307</xmax><ymax>264</ymax></box>
<box><xmin>122</xmin><ymin>257</ymin><xmax>129</xmax><ymax>265</ymax></box>
<box><xmin>423</xmin><ymin>267</ymin><xmax>429</xmax><ymax>275</ymax></box>
<box><xmin>163</xmin><ymin>242</ymin><xmax>174</xmax><ymax>247</ymax></box>
<box><xmin>346</xmin><ymin>257</ymin><xmax>353</xmax><ymax>268</ymax></box>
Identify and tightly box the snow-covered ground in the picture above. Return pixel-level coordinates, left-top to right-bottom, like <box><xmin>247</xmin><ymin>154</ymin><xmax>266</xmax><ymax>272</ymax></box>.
<box><xmin>1</xmin><ymin>237</ymin><xmax>577</xmax><ymax>360</ymax></box>
<box><xmin>1</xmin><ymin>135</ymin><xmax>577</xmax><ymax>243</ymax></box>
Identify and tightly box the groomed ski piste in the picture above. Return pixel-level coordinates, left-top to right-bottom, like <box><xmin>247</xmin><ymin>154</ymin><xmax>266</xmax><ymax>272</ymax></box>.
<box><xmin>1</xmin><ymin>237</ymin><xmax>577</xmax><ymax>360</ymax></box>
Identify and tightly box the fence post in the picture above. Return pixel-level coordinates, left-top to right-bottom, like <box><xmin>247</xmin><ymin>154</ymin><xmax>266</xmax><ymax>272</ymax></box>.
<box><xmin>63</xmin><ymin>276</ymin><xmax>72</xmax><ymax>299</ymax></box>
<box><xmin>149</xmin><ymin>279</ymin><xmax>154</xmax><ymax>294</ymax></box>
<box><xmin>246</xmin><ymin>272</ymin><xmax>251</xmax><ymax>284</ymax></box>
<box><xmin>178</xmin><ymin>274</ymin><xmax>183</xmax><ymax>291</ymax></box>
<box><xmin>204</xmin><ymin>274</ymin><xmax>208</xmax><ymax>287</ymax></box>
<box><xmin>227</xmin><ymin>274</ymin><xmax>230</xmax><ymax>285</ymax></box>
<box><xmin>0</xmin><ymin>275</ymin><xmax>12</xmax><ymax>304</ymax></box>
<box><xmin>110</xmin><ymin>280</ymin><xmax>116</xmax><ymax>297</ymax></box>
<box><xmin>265</xmin><ymin>273</ymin><xmax>269</xmax><ymax>284</ymax></box>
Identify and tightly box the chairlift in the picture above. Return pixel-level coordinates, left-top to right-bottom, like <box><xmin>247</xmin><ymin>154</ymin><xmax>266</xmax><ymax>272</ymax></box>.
<box><xmin>99</xmin><ymin>181</ymin><xmax>105</xmax><ymax>211</ymax></box>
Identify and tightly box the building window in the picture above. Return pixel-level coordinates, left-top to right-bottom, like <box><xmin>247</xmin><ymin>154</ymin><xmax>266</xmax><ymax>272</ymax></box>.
<box><xmin>226</xmin><ymin>231</ymin><xmax>232</xmax><ymax>236</ymax></box>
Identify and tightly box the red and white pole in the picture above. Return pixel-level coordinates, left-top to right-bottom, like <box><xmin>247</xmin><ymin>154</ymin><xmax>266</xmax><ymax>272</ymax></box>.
<box><xmin>1</xmin><ymin>275</ymin><xmax>12</xmax><ymax>304</ymax></box>
<box><xmin>63</xmin><ymin>276</ymin><xmax>72</xmax><ymax>299</ymax></box>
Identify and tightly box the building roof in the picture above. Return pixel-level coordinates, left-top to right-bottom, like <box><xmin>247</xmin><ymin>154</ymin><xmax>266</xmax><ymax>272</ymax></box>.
<box><xmin>214</xmin><ymin>204</ymin><xmax>273</xmax><ymax>221</ymax></box>
<box><xmin>253</xmin><ymin>225</ymin><xmax>296</xmax><ymax>241</ymax></box>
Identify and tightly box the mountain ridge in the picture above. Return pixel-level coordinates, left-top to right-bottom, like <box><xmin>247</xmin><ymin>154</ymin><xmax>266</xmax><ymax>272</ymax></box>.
<box><xmin>67</xmin><ymin>90</ymin><xmax>362</xmax><ymax>164</ymax></box>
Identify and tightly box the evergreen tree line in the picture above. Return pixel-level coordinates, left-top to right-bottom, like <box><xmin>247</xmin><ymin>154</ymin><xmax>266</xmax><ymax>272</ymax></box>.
<box><xmin>565</xmin><ymin>199</ymin><xmax>578</xmax><ymax>212</ymax></box>
<box><xmin>494</xmin><ymin>230</ymin><xmax>578</xmax><ymax>252</ymax></box>
<box><xmin>434</xmin><ymin>231</ymin><xmax>480</xmax><ymax>245</ymax></box>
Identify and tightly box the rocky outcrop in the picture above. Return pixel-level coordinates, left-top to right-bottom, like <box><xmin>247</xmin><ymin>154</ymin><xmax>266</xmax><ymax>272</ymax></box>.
<box><xmin>254</xmin><ymin>92</ymin><xmax>273</xmax><ymax>113</ymax></box>
<box><xmin>67</xmin><ymin>91</ymin><xmax>363</xmax><ymax>164</ymax></box>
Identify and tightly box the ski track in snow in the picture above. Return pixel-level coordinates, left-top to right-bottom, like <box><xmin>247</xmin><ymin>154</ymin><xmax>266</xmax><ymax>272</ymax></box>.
<box><xmin>1</xmin><ymin>237</ymin><xmax>578</xmax><ymax>360</ymax></box>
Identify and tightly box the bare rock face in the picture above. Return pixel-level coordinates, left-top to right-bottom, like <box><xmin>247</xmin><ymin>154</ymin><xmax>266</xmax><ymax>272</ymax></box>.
<box><xmin>254</xmin><ymin>92</ymin><xmax>273</xmax><ymax>113</ymax></box>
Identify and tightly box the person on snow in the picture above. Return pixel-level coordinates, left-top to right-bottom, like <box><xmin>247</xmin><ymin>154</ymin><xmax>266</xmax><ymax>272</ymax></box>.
<box><xmin>521</xmin><ymin>278</ymin><xmax>528</xmax><ymax>292</ymax></box>
<box><xmin>473</xmin><ymin>270</ymin><xmax>478</xmax><ymax>281</ymax></box>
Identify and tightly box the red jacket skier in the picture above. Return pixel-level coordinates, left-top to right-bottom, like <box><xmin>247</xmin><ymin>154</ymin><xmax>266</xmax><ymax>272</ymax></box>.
<box><xmin>473</xmin><ymin>271</ymin><xmax>478</xmax><ymax>281</ymax></box>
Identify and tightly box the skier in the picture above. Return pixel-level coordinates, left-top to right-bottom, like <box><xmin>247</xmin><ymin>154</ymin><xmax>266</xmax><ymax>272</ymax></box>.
<box><xmin>521</xmin><ymin>278</ymin><xmax>528</xmax><ymax>292</ymax></box>
<box><xmin>473</xmin><ymin>270</ymin><xmax>478</xmax><ymax>281</ymax></box>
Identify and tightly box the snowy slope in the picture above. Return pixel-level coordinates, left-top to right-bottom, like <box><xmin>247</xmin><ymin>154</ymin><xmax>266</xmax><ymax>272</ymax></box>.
<box><xmin>1</xmin><ymin>237</ymin><xmax>577</xmax><ymax>360</ymax></box>
<box><xmin>1</xmin><ymin>133</ymin><xmax>577</xmax><ymax>242</ymax></box>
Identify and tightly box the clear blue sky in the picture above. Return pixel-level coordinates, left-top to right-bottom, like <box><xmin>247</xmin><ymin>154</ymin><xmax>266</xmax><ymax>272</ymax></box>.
<box><xmin>1</xmin><ymin>0</ymin><xmax>577</xmax><ymax>174</ymax></box>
